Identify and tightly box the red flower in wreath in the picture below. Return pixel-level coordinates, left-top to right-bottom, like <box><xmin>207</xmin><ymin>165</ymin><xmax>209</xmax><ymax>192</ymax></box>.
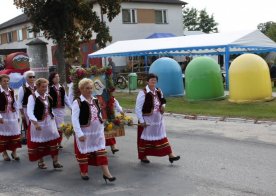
<box><xmin>105</xmin><ymin>69</ymin><xmax>112</xmax><ymax>75</ymax></box>
<box><xmin>76</xmin><ymin>68</ymin><xmax>86</xmax><ymax>78</ymax></box>
<box><xmin>113</xmin><ymin>119</ymin><xmax>121</xmax><ymax>125</ymax></box>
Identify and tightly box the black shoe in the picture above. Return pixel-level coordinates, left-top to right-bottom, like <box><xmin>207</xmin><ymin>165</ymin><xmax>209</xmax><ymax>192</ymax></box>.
<box><xmin>111</xmin><ymin>148</ymin><xmax>119</xmax><ymax>154</ymax></box>
<box><xmin>11</xmin><ymin>153</ymin><xmax>20</xmax><ymax>161</ymax></box>
<box><xmin>81</xmin><ymin>174</ymin><xmax>89</xmax><ymax>181</ymax></box>
<box><xmin>169</xmin><ymin>156</ymin><xmax>180</xmax><ymax>164</ymax></box>
<box><xmin>140</xmin><ymin>159</ymin><xmax>150</xmax><ymax>164</ymax></box>
<box><xmin>59</xmin><ymin>145</ymin><xmax>63</xmax><ymax>149</ymax></box>
<box><xmin>21</xmin><ymin>138</ymin><xmax>27</xmax><ymax>145</ymax></box>
<box><xmin>103</xmin><ymin>175</ymin><xmax>116</xmax><ymax>184</ymax></box>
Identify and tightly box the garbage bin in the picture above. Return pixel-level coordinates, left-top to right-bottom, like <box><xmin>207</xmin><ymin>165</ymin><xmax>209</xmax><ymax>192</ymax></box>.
<box><xmin>128</xmin><ymin>73</ymin><xmax>137</xmax><ymax>90</ymax></box>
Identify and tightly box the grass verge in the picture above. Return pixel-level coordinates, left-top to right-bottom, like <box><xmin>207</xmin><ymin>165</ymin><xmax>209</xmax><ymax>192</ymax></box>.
<box><xmin>114</xmin><ymin>92</ymin><xmax>276</xmax><ymax>121</ymax></box>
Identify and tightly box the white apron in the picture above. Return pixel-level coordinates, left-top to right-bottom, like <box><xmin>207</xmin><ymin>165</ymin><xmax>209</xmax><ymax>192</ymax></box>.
<box><xmin>53</xmin><ymin>108</ymin><xmax>65</xmax><ymax>129</ymax></box>
<box><xmin>0</xmin><ymin>92</ymin><xmax>20</xmax><ymax>136</ymax></box>
<box><xmin>30</xmin><ymin>98</ymin><xmax>59</xmax><ymax>143</ymax></box>
<box><xmin>141</xmin><ymin>95</ymin><xmax>166</xmax><ymax>141</ymax></box>
<box><xmin>76</xmin><ymin>103</ymin><xmax>105</xmax><ymax>154</ymax></box>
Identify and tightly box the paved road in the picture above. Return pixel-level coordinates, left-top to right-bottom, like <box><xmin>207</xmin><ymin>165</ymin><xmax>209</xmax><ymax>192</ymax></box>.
<box><xmin>1</xmin><ymin>113</ymin><xmax>276</xmax><ymax>196</ymax></box>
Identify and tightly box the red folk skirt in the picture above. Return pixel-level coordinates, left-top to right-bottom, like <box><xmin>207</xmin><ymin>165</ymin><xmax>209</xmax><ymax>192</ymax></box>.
<box><xmin>74</xmin><ymin>137</ymin><xmax>108</xmax><ymax>173</ymax></box>
<box><xmin>105</xmin><ymin>137</ymin><xmax>116</xmax><ymax>146</ymax></box>
<box><xmin>27</xmin><ymin>127</ymin><xmax>59</xmax><ymax>162</ymax></box>
<box><xmin>137</xmin><ymin>125</ymin><xmax>172</xmax><ymax>160</ymax></box>
<box><xmin>0</xmin><ymin>135</ymin><xmax>21</xmax><ymax>152</ymax></box>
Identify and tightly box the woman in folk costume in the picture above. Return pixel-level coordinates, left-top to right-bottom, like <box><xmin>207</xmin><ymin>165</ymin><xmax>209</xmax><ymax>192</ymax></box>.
<box><xmin>135</xmin><ymin>73</ymin><xmax>180</xmax><ymax>164</ymax></box>
<box><xmin>48</xmin><ymin>72</ymin><xmax>72</xmax><ymax>148</ymax></box>
<box><xmin>105</xmin><ymin>98</ymin><xmax>124</xmax><ymax>154</ymax></box>
<box><xmin>0</xmin><ymin>74</ymin><xmax>21</xmax><ymax>161</ymax></box>
<box><xmin>72</xmin><ymin>78</ymin><xmax>116</xmax><ymax>182</ymax></box>
<box><xmin>17</xmin><ymin>71</ymin><xmax>36</xmax><ymax>139</ymax></box>
<box><xmin>27</xmin><ymin>78</ymin><xmax>63</xmax><ymax>169</ymax></box>
<box><xmin>93</xmin><ymin>79</ymin><xmax>123</xmax><ymax>154</ymax></box>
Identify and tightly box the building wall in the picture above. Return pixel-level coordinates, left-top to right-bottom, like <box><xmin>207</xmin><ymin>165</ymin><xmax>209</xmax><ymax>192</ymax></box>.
<box><xmin>0</xmin><ymin>22</ymin><xmax>55</xmax><ymax>67</ymax></box>
<box><xmin>94</xmin><ymin>2</ymin><xmax>183</xmax><ymax>42</ymax></box>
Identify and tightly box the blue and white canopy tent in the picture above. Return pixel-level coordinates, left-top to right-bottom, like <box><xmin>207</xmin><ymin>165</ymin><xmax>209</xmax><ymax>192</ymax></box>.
<box><xmin>88</xmin><ymin>30</ymin><xmax>276</xmax><ymax>88</ymax></box>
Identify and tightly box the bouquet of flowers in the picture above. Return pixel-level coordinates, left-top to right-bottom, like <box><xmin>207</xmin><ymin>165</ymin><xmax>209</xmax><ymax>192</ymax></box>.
<box><xmin>60</xmin><ymin>123</ymin><xmax>74</xmax><ymax>139</ymax></box>
<box><xmin>104</xmin><ymin>114</ymin><xmax>133</xmax><ymax>132</ymax></box>
<box><xmin>115</xmin><ymin>114</ymin><xmax>133</xmax><ymax>126</ymax></box>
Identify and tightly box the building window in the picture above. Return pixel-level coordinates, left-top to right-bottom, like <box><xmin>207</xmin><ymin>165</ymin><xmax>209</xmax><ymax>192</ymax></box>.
<box><xmin>27</xmin><ymin>27</ymin><xmax>34</xmax><ymax>39</ymax></box>
<box><xmin>17</xmin><ymin>29</ymin><xmax>23</xmax><ymax>41</ymax></box>
<box><xmin>7</xmin><ymin>32</ymin><xmax>13</xmax><ymax>43</ymax></box>
<box><xmin>122</xmin><ymin>9</ymin><xmax>137</xmax><ymax>24</ymax></box>
<box><xmin>36</xmin><ymin>30</ymin><xmax>43</xmax><ymax>37</ymax></box>
<box><xmin>81</xmin><ymin>44</ymin><xmax>88</xmax><ymax>53</ymax></box>
<box><xmin>155</xmin><ymin>10</ymin><xmax>167</xmax><ymax>24</ymax></box>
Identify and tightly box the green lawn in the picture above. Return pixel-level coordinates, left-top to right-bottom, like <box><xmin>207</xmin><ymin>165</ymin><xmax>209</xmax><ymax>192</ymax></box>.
<box><xmin>114</xmin><ymin>92</ymin><xmax>276</xmax><ymax>121</ymax></box>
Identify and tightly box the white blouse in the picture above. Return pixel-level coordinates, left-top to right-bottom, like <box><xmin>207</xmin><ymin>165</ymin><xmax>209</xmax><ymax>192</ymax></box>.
<box><xmin>27</xmin><ymin>91</ymin><xmax>49</xmax><ymax>122</ymax></box>
<box><xmin>114</xmin><ymin>98</ymin><xmax>123</xmax><ymax>113</ymax></box>
<box><xmin>51</xmin><ymin>84</ymin><xmax>72</xmax><ymax>109</ymax></box>
<box><xmin>0</xmin><ymin>86</ymin><xmax>18</xmax><ymax>119</ymax></box>
<box><xmin>72</xmin><ymin>95</ymin><xmax>102</xmax><ymax>138</ymax></box>
<box><xmin>135</xmin><ymin>85</ymin><xmax>165</xmax><ymax>124</ymax></box>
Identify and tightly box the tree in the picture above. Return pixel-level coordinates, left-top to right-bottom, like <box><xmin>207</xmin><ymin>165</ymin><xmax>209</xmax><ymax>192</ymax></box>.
<box><xmin>267</xmin><ymin>24</ymin><xmax>276</xmax><ymax>42</ymax></box>
<box><xmin>257</xmin><ymin>21</ymin><xmax>276</xmax><ymax>42</ymax></box>
<box><xmin>182</xmin><ymin>7</ymin><xmax>218</xmax><ymax>33</ymax></box>
<box><xmin>257</xmin><ymin>21</ymin><xmax>275</xmax><ymax>34</ymax></box>
<box><xmin>182</xmin><ymin>8</ymin><xmax>198</xmax><ymax>31</ymax></box>
<box><xmin>14</xmin><ymin>0</ymin><xmax>122</xmax><ymax>83</ymax></box>
<box><xmin>198</xmin><ymin>9</ymin><xmax>218</xmax><ymax>33</ymax></box>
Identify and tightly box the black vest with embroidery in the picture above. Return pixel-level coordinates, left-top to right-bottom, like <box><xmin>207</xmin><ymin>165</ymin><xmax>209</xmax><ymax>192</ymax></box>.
<box><xmin>77</xmin><ymin>98</ymin><xmax>103</xmax><ymax>127</ymax></box>
<box><xmin>142</xmin><ymin>88</ymin><xmax>166</xmax><ymax>115</ymax></box>
<box><xmin>49</xmin><ymin>85</ymin><xmax>65</xmax><ymax>108</ymax></box>
<box><xmin>22</xmin><ymin>84</ymin><xmax>36</xmax><ymax>107</ymax></box>
<box><xmin>0</xmin><ymin>89</ymin><xmax>16</xmax><ymax>113</ymax></box>
<box><xmin>33</xmin><ymin>95</ymin><xmax>54</xmax><ymax>121</ymax></box>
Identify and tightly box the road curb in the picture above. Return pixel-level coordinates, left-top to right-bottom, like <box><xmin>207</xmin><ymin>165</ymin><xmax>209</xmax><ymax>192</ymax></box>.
<box><xmin>125</xmin><ymin>109</ymin><xmax>276</xmax><ymax>125</ymax></box>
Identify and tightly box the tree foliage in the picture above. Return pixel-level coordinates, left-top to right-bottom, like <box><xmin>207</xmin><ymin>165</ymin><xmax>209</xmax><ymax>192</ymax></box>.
<box><xmin>182</xmin><ymin>7</ymin><xmax>218</xmax><ymax>33</ymax></box>
<box><xmin>267</xmin><ymin>24</ymin><xmax>276</xmax><ymax>42</ymax></box>
<box><xmin>14</xmin><ymin>0</ymin><xmax>122</xmax><ymax>83</ymax></box>
<box><xmin>257</xmin><ymin>21</ymin><xmax>276</xmax><ymax>42</ymax></box>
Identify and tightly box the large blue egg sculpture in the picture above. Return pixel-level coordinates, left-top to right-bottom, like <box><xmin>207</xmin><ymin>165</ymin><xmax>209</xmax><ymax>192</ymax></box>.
<box><xmin>149</xmin><ymin>57</ymin><xmax>184</xmax><ymax>97</ymax></box>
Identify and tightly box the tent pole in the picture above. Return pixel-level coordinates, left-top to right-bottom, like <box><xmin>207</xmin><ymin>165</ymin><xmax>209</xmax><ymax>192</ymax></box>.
<box><xmin>86</xmin><ymin>56</ymin><xmax>90</xmax><ymax>68</ymax></box>
<box><xmin>132</xmin><ymin>56</ymin><xmax>134</xmax><ymax>72</ymax></box>
<box><xmin>144</xmin><ymin>56</ymin><xmax>148</xmax><ymax>72</ymax></box>
<box><xmin>224</xmin><ymin>46</ymin><xmax>230</xmax><ymax>90</ymax></box>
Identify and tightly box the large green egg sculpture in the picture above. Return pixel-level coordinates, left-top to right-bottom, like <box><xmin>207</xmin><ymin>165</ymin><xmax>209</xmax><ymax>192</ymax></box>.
<box><xmin>229</xmin><ymin>54</ymin><xmax>273</xmax><ymax>103</ymax></box>
<box><xmin>185</xmin><ymin>57</ymin><xmax>224</xmax><ymax>101</ymax></box>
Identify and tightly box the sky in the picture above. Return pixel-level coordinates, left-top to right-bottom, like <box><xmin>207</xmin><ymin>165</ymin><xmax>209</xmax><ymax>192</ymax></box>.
<box><xmin>0</xmin><ymin>0</ymin><xmax>276</xmax><ymax>33</ymax></box>
<box><xmin>0</xmin><ymin>1</ymin><xmax>23</xmax><ymax>24</ymax></box>
<box><xmin>185</xmin><ymin>0</ymin><xmax>276</xmax><ymax>32</ymax></box>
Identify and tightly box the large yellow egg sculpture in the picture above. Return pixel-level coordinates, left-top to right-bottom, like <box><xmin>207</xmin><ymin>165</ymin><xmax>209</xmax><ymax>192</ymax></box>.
<box><xmin>229</xmin><ymin>54</ymin><xmax>273</xmax><ymax>103</ymax></box>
